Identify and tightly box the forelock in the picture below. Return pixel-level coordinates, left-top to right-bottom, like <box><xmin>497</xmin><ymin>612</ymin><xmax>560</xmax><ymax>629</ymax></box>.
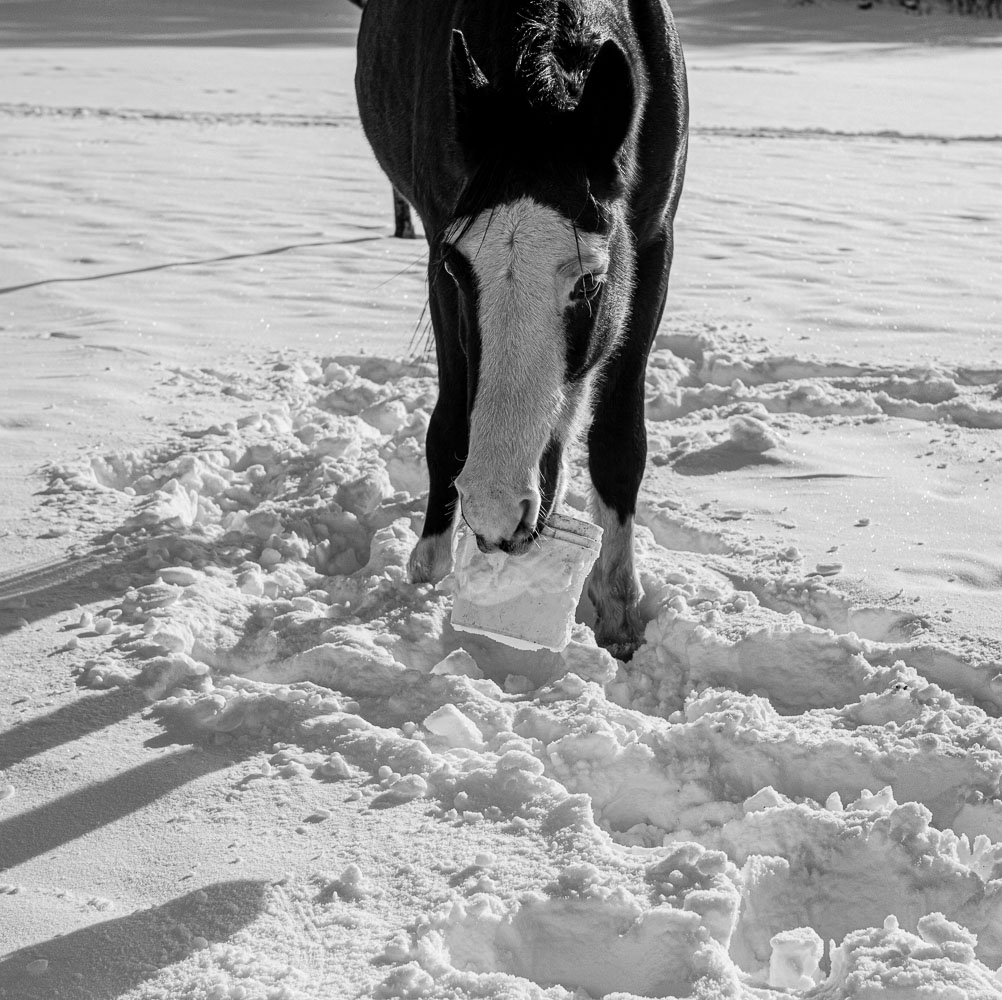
<box><xmin>515</xmin><ymin>0</ymin><xmax>601</xmax><ymax>111</ymax></box>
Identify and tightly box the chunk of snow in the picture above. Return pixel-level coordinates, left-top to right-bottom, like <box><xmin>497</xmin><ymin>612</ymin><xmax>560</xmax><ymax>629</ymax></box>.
<box><xmin>768</xmin><ymin>927</ymin><xmax>823</xmax><ymax>989</ymax></box>
<box><xmin>728</xmin><ymin>414</ymin><xmax>782</xmax><ymax>452</ymax></box>
<box><xmin>422</xmin><ymin>705</ymin><xmax>483</xmax><ymax>749</ymax></box>
<box><xmin>430</xmin><ymin>649</ymin><xmax>483</xmax><ymax>679</ymax></box>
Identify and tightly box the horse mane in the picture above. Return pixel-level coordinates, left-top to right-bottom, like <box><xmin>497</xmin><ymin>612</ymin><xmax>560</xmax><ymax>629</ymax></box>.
<box><xmin>515</xmin><ymin>0</ymin><xmax>602</xmax><ymax>111</ymax></box>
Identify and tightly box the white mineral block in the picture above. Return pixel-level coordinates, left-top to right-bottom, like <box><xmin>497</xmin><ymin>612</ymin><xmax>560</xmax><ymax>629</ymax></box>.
<box><xmin>451</xmin><ymin>513</ymin><xmax>602</xmax><ymax>652</ymax></box>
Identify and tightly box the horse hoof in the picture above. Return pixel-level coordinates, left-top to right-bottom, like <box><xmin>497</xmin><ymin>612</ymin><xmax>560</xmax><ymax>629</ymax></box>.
<box><xmin>408</xmin><ymin>534</ymin><xmax>453</xmax><ymax>584</ymax></box>
<box><xmin>592</xmin><ymin>595</ymin><xmax>644</xmax><ymax>662</ymax></box>
<box><xmin>593</xmin><ymin>619</ymin><xmax>643</xmax><ymax>662</ymax></box>
<box><xmin>601</xmin><ymin>638</ymin><xmax>641</xmax><ymax>662</ymax></box>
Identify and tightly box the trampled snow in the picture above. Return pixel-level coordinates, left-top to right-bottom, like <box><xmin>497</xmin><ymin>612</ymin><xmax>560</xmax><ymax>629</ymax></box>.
<box><xmin>9</xmin><ymin>334</ymin><xmax>999</xmax><ymax>998</ymax></box>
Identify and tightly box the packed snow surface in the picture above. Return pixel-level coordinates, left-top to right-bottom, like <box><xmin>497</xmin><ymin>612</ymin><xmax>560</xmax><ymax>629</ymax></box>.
<box><xmin>2</xmin><ymin>3</ymin><xmax>1002</xmax><ymax>999</ymax></box>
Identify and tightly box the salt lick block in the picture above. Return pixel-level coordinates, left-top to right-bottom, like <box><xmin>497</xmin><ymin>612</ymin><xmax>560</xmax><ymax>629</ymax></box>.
<box><xmin>451</xmin><ymin>513</ymin><xmax>602</xmax><ymax>652</ymax></box>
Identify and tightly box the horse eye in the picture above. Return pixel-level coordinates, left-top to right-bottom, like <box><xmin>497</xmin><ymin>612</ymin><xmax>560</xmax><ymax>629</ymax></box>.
<box><xmin>571</xmin><ymin>273</ymin><xmax>602</xmax><ymax>302</ymax></box>
<box><xmin>443</xmin><ymin>259</ymin><xmax>459</xmax><ymax>285</ymax></box>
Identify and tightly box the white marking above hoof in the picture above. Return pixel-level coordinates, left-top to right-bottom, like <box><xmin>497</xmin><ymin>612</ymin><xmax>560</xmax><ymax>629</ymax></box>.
<box><xmin>409</xmin><ymin>533</ymin><xmax>454</xmax><ymax>584</ymax></box>
<box><xmin>587</xmin><ymin>499</ymin><xmax>644</xmax><ymax>658</ymax></box>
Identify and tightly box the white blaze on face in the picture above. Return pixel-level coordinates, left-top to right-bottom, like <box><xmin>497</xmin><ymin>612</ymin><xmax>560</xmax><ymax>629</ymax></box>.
<box><xmin>450</xmin><ymin>196</ymin><xmax>607</xmax><ymax>545</ymax></box>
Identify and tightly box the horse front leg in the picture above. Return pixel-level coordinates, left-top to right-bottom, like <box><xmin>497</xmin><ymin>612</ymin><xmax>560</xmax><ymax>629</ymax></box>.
<box><xmin>587</xmin><ymin>234</ymin><xmax>674</xmax><ymax>659</ymax></box>
<box><xmin>409</xmin><ymin>258</ymin><xmax>467</xmax><ymax>583</ymax></box>
<box><xmin>587</xmin><ymin>371</ymin><xmax>646</xmax><ymax>660</ymax></box>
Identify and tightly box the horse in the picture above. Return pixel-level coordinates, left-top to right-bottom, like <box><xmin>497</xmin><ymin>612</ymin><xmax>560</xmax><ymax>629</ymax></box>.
<box><xmin>346</xmin><ymin>0</ymin><xmax>417</xmax><ymax>238</ymax></box>
<box><xmin>356</xmin><ymin>0</ymin><xmax>688</xmax><ymax>658</ymax></box>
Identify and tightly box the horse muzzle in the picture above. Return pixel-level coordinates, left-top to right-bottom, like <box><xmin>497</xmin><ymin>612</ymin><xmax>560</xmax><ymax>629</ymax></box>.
<box><xmin>455</xmin><ymin>474</ymin><xmax>541</xmax><ymax>555</ymax></box>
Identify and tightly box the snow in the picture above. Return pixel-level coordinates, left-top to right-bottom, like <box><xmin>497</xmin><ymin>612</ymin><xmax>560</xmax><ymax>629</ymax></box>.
<box><xmin>768</xmin><ymin>927</ymin><xmax>824</xmax><ymax>990</ymax></box>
<box><xmin>2</xmin><ymin>2</ymin><xmax>1002</xmax><ymax>999</ymax></box>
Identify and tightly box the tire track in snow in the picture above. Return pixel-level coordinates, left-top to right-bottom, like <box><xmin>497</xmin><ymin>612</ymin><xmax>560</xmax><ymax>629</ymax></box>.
<box><xmin>3</xmin><ymin>102</ymin><xmax>1002</xmax><ymax>145</ymax></box>
<box><xmin>694</xmin><ymin>124</ymin><xmax>1002</xmax><ymax>145</ymax></box>
<box><xmin>0</xmin><ymin>102</ymin><xmax>353</xmax><ymax>128</ymax></box>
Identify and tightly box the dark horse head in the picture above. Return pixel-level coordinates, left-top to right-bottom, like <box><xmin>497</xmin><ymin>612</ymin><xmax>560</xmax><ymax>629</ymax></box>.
<box><xmin>438</xmin><ymin>18</ymin><xmax>637</xmax><ymax>554</ymax></box>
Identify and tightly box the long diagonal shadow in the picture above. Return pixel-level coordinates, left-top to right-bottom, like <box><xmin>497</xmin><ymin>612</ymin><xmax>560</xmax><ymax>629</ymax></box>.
<box><xmin>0</xmin><ymin>234</ymin><xmax>384</xmax><ymax>297</ymax></box>
<box><xmin>0</xmin><ymin>879</ymin><xmax>269</xmax><ymax>1000</ymax></box>
<box><xmin>0</xmin><ymin>747</ymin><xmax>230</xmax><ymax>872</ymax></box>
<box><xmin>0</xmin><ymin>532</ymin><xmax>196</xmax><ymax>636</ymax></box>
<box><xmin>0</xmin><ymin>687</ymin><xmax>146</xmax><ymax>771</ymax></box>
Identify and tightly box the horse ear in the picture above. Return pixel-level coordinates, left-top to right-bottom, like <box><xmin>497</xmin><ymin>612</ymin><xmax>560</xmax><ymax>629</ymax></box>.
<box><xmin>575</xmin><ymin>40</ymin><xmax>634</xmax><ymax>184</ymax></box>
<box><xmin>451</xmin><ymin>30</ymin><xmax>491</xmax><ymax>159</ymax></box>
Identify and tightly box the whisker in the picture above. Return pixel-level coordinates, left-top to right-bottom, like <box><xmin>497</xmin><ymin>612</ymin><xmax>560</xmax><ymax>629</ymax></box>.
<box><xmin>376</xmin><ymin>247</ymin><xmax>429</xmax><ymax>289</ymax></box>
<box><xmin>474</xmin><ymin>203</ymin><xmax>498</xmax><ymax>263</ymax></box>
<box><xmin>407</xmin><ymin>297</ymin><xmax>431</xmax><ymax>357</ymax></box>
<box><xmin>571</xmin><ymin>220</ymin><xmax>595</xmax><ymax>318</ymax></box>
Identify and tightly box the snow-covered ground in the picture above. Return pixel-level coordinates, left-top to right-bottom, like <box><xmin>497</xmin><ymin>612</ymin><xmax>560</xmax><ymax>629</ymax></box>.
<box><xmin>2</xmin><ymin>2</ymin><xmax>1002</xmax><ymax>998</ymax></box>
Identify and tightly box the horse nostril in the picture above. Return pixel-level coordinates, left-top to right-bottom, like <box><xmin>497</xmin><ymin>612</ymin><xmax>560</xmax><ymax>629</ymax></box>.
<box><xmin>517</xmin><ymin>495</ymin><xmax>541</xmax><ymax>534</ymax></box>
